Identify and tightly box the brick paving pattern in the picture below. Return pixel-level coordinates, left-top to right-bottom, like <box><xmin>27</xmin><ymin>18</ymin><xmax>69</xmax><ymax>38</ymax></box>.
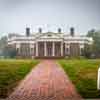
<box><xmin>8</xmin><ymin>60</ymin><xmax>82</xmax><ymax>100</ymax></box>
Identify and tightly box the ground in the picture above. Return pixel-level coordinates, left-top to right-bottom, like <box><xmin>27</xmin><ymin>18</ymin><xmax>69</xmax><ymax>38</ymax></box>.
<box><xmin>8</xmin><ymin>60</ymin><xmax>81</xmax><ymax>100</ymax></box>
<box><xmin>0</xmin><ymin>59</ymin><xmax>99</xmax><ymax>99</ymax></box>
<box><xmin>0</xmin><ymin>59</ymin><xmax>38</xmax><ymax>98</ymax></box>
<box><xmin>59</xmin><ymin>59</ymin><xmax>100</xmax><ymax>98</ymax></box>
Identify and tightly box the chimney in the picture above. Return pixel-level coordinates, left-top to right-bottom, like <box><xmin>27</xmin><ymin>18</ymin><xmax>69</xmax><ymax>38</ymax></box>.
<box><xmin>38</xmin><ymin>28</ymin><xmax>42</xmax><ymax>33</ymax></box>
<box><xmin>70</xmin><ymin>27</ymin><xmax>75</xmax><ymax>36</ymax></box>
<box><xmin>26</xmin><ymin>27</ymin><xmax>30</xmax><ymax>36</ymax></box>
<box><xmin>58</xmin><ymin>28</ymin><xmax>62</xmax><ymax>33</ymax></box>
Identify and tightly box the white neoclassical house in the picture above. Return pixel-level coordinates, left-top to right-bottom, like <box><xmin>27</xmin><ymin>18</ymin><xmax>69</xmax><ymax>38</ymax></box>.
<box><xmin>7</xmin><ymin>28</ymin><xmax>93</xmax><ymax>58</ymax></box>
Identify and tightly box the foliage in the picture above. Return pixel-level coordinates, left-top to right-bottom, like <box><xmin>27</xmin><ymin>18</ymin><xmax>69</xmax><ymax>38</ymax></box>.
<box><xmin>0</xmin><ymin>36</ymin><xmax>7</xmax><ymax>49</ymax></box>
<box><xmin>87</xmin><ymin>29</ymin><xmax>100</xmax><ymax>58</ymax></box>
<box><xmin>59</xmin><ymin>59</ymin><xmax>100</xmax><ymax>98</ymax></box>
<box><xmin>0</xmin><ymin>36</ymin><xmax>17</xmax><ymax>58</ymax></box>
<box><xmin>0</xmin><ymin>36</ymin><xmax>7</xmax><ymax>56</ymax></box>
<box><xmin>2</xmin><ymin>46</ymin><xmax>17</xmax><ymax>58</ymax></box>
<box><xmin>0</xmin><ymin>59</ymin><xmax>39</xmax><ymax>98</ymax></box>
<box><xmin>84</xmin><ymin>44</ymin><xmax>93</xmax><ymax>58</ymax></box>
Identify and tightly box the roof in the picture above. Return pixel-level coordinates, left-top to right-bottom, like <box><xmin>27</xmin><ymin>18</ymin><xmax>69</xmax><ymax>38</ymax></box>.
<box><xmin>7</xmin><ymin>32</ymin><xmax>93</xmax><ymax>44</ymax></box>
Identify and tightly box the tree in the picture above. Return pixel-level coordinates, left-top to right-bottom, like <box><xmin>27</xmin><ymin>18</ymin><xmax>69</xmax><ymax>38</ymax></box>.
<box><xmin>0</xmin><ymin>36</ymin><xmax>7</xmax><ymax>49</ymax></box>
<box><xmin>0</xmin><ymin>36</ymin><xmax>7</xmax><ymax>57</ymax></box>
<box><xmin>84</xmin><ymin>44</ymin><xmax>93</xmax><ymax>58</ymax></box>
<box><xmin>0</xmin><ymin>36</ymin><xmax>17</xmax><ymax>58</ymax></box>
<box><xmin>3</xmin><ymin>46</ymin><xmax>17</xmax><ymax>58</ymax></box>
<box><xmin>87</xmin><ymin>29</ymin><xmax>100</xmax><ymax>58</ymax></box>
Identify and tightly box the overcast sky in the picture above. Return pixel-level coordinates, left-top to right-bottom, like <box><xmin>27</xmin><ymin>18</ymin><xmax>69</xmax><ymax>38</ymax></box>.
<box><xmin>0</xmin><ymin>0</ymin><xmax>100</xmax><ymax>37</ymax></box>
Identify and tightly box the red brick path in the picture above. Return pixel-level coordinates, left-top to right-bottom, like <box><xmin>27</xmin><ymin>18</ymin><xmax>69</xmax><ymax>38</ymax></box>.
<box><xmin>8</xmin><ymin>60</ymin><xmax>82</xmax><ymax>100</ymax></box>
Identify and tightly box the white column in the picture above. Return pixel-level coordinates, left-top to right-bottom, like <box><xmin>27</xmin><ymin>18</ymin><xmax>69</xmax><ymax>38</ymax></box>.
<box><xmin>44</xmin><ymin>42</ymin><xmax>47</xmax><ymax>56</ymax></box>
<box><xmin>32</xmin><ymin>45</ymin><xmax>34</xmax><ymax>59</ymax></box>
<box><xmin>16</xmin><ymin>44</ymin><xmax>20</xmax><ymax>55</ymax></box>
<box><xmin>29</xmin><ymin>44</ymin><xmax>31</xmax><ymax>56</ymax></box>
<box><xmin>52</xmin><ymin>42</ymin><xmax>55</xmax><ymax>56</ymax></box>
<box><xmin>67</xmin><ymin>44</ymin><xmax>70</xmax><ymax>55</ymax></box>
<box><xmin>36</xmin><ymin>42</ymin><xmax>38</xmax><ymax>56</ymax></box>
<box><xmin>97</xmin><ymin>67</ymin><xmax>100</xmax><ymax>90</ymax></box>
<box><xmin>61</xmin><ymin>42</ymin><xmax>63</xmax><ymax>56</ymax></box>
<box><xmin>32</xmin><ymin>45</ymin><xmax>34</xmax><ymax>56</ymax></box>
<box><xmin>18</xmin><ymin>48</ymin><xmax>20</xmax><ymax>55</ymax></box>
<box><xmin>65</xmin><ymin>44</ymin><xmax>67</xmax><ymax>56</ymax></box>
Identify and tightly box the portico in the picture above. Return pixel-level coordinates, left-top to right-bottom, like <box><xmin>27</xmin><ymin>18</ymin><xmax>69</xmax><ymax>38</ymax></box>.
<box><xmin>35</xmin><ymin>41</ymin><xmax>64</xmax><ymax>58</ymax></box>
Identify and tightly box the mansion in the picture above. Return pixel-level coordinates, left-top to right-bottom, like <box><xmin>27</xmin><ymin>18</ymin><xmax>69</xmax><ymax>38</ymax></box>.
<box><xmin>7</xmin><ymin>28</ymin><xmax>93</xmax><ymax>58</ymax></box>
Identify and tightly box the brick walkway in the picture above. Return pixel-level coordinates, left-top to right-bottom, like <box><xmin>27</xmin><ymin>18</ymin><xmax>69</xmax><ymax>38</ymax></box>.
<box><xmin>8</xmin><ymin>60</ymin><xmax>82</xmax><ymax>100</ymax></box>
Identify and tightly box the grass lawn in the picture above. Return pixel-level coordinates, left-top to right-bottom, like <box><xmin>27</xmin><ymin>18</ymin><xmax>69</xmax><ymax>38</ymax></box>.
<box><xmin>0</xmin><ymin>59</ymin><xmax>39</xmax><ymax>98</ymax></box>
<box><xmin>58</xmin><ymin>59</ymin><xmax>100</xmax><ymax>98</ymax></box>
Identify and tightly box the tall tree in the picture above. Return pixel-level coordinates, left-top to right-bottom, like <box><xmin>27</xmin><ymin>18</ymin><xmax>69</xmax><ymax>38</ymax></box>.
<box><xmin>0</xmin><ymin>36</ymin><xmax>7</xmax><ymax>49</ymax></box>
<box><xmin>0</xmin><ymin>36</ymin><xmax>7</xmax><ymax>56</ymax></box>
<box><xmin>3</xmin><ymin>46</ymin><xmax>17</xmax><ymax>58</ymax></box>
<box><xmin>87</xmin><ymin>29</ymin><xmax>100</xmax><ymax>58</ymax></box>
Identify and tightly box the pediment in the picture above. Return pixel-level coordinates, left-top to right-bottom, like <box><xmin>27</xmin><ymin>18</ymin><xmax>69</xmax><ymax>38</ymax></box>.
<box><xmin>35</xmin><ymin>32</ymin><xmax>63</xmax><ymax>39</ymax></box>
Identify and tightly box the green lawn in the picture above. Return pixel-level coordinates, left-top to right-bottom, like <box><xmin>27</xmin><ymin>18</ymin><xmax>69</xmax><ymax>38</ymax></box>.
<box><xmin>58</xmin><ymin>59</ymin><xmax>100</xmax><ymax>98</ymax></box>
<box><xmin>0</xmin><ymin>59</ymin><xmax>39</xmax><ymax>98</ymax></box>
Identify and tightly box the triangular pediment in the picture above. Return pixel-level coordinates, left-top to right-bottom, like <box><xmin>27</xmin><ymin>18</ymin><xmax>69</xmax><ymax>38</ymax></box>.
<box><xmin>35</xmin><ymin>32</ymin><xmax>63</xmax><ymax>39</ymax></box>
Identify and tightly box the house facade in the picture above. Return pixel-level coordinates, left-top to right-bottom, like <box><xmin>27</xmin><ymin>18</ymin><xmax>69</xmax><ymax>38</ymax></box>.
<box><xmin>7</xmin><ymin>28</ymin><xmax>93</xmax><ymax>58</ymax></box>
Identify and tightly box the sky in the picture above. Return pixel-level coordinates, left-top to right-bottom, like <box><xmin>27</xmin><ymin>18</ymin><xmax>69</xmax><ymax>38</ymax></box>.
<box><xmin>0</xmin><ymin>0</ymin><xmax>100</xmax><ymax>37</ymax></box>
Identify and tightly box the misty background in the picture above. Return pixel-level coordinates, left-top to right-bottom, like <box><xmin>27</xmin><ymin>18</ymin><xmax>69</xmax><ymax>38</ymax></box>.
<box><xmin>0</xmin><ymin>0</ymin><xmax>100</xmax><ymax>37</ymax></box>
